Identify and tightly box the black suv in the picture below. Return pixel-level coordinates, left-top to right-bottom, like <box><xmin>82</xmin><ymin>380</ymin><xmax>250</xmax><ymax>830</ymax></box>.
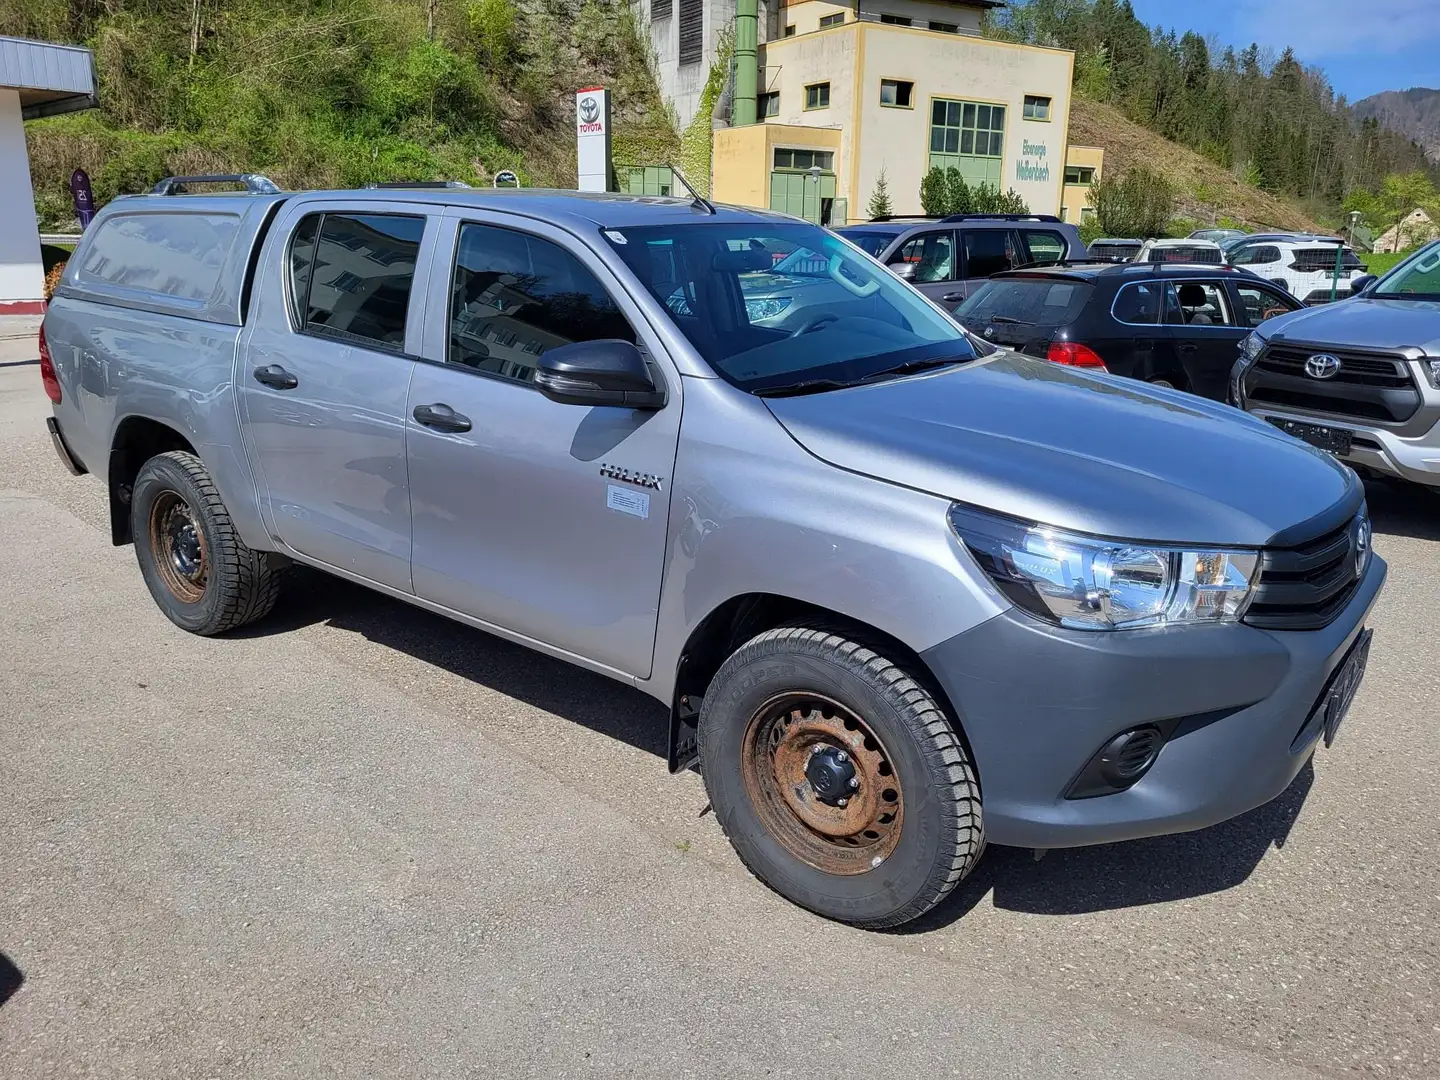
<box><xmin>953</xmin><ymin>262</ymin><xmax>1301</xmax><ymax>400</ymax></box>
<box><xmin>834</xmin><ymin>214</ymin><xmax>1085</xmax><ymax>313</ymax></box>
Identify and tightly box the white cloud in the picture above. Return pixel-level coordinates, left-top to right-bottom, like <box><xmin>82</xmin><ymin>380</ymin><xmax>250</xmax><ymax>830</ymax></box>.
<box><xmin>1240</xmin><ymin>0</ymin><xmax>1440</xmax><ymax>58</ymax></box>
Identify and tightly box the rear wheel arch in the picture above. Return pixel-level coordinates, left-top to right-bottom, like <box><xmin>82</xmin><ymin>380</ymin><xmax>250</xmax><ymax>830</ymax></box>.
<box><xmin>108</xmin><ymin>416</ymin><xmax>197</xmax><ymax>546</ymax></box>
<box><xmin>667</xmin><ymin>592</ymin><xmax>979</xmax><ymax>786</ymax></box>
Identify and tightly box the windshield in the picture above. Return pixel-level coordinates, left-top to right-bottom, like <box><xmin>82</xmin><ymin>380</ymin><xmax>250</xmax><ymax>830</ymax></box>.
<box><xmin>834</xmin><ymin>228</ymin><xmax>901</xmax><ymax>258</ymax></box>
<box><xmin>606</xmin><ymin>222</ymin><xmax>974</xmax><ymax>392</ymax></box>
<box><xmin>1371</xmin><ymin>241</ymin><xmax>1440</xmax><ymax>301</ymax></box>
<box><xmin>956</xmin><ymin>278</ymin><xmax>1093</xmax><ymax>328</ymax></box>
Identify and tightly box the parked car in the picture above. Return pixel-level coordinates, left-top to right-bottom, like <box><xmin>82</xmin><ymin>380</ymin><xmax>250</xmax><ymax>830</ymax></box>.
<box><xmin>1233</xmin><ymin>238</ymin><xmax>1440</xmax><ymax>489</ymax></box>
<box><xmin>1136</xmin><ymin>238</ymin><xmax>1226</xmax><ymax>264</ymax></box>
<box><xmin>1226</xmin><ymin>237</ymin><xmax>1367</xmax><ymax>303</ymax></box>
<box><xmin>42</xmin><ymin>176</ymin><xmax>1384</xmax><ymax>929</ymax></box>
<box><xmin>1086</xmin><ymin>237</ymin><xmax>1144</xmax><ymax>263</ymax></box>
<box><xmin>1189</xmin><ymin>228</ymin><xmax>1247</xmax><ymax>244</ymax></box>
<box><xmin>954</xmin><ymin>262</ymin><xmax>1301</xmax><ymax>399</ymax></box>
<box><xmin>833</xmin><ymin>213</ymin><xmax>1085</xmax><ymax>311</ymax></box>
<box><xmin>1221</xmin><ymin>232</ymin><xmax>1302</xmax><ymax>258</ymax></box>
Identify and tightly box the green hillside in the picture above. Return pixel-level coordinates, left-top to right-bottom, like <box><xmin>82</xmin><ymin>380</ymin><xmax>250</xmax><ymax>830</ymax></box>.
<box><xmin>5</xmin><ymin>0</ymin><xmax>680</xmax><ymax>229</ymax></box>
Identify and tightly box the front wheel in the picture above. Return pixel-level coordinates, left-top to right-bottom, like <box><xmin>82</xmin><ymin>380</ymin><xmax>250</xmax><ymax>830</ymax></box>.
<box><xmin>697</xmin><ymin>626</ymin><xmax>984</xmax><ymax>928</ymax></box>
<box><xmin>131</xmin><ymin>451</ymin><xmax>284</xmax><ymax>635</ymax></box>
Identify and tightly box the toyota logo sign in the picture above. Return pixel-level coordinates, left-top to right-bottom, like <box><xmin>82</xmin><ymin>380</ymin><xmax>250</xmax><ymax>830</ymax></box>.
<box><xmin>579</xmin><ymin>96</ymin><xmax>599</xmax><ymax>124</ymax></box>
<box><xmin>1305</xmin><ymin>353</ymin><xmax>1342</xmax><ymax>379</ymax></box>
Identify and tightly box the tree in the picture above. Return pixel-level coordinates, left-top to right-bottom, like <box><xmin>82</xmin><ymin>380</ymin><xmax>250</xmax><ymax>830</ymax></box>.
<box><xmin>919</xmin><ymin>167</ymin><xmax>948</xmax><ymax>215</ymax></box>
<box><xmin>1090</xmin><ymin>166</ymin><xmax>1175</xmax><ymax>237</ymax></box>
<box><xmin>944</xmin><ymin>167</ymin><xmax>971</xmax><ymax>214</ymax></box>
<box><xmin>866</xmin><ymin>167</ymin><xmax>894</xmax><ymax>219</ymax></box>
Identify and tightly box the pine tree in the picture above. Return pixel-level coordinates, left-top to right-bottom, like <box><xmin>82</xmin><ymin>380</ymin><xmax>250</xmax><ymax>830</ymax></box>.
<box><xmin>866</xmin><ymin>168</ymin><xmax>895</xmax><ymax>219</ymax></box>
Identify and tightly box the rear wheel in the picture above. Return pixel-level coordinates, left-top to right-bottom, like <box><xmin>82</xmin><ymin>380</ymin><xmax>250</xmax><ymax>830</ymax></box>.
<box><xmin>697</xmin><ymin>625</ymin><xmax>984</xmax><ymax>928</ymax></box>
<box><xmin>131</xmin><ymin>451</ymin><xmax>283</xmax><ymax>635</ymax></box>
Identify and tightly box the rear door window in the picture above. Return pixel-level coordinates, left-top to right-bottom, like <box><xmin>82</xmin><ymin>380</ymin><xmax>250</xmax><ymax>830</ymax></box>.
<box><xmin>78</xmin><ymin>211</ymin><xmax>240</xmax><ymax>302</ymax></box>
<box><xmin>293</xmin><ymin>213</ymin><xmax>425</xmax><ymax>350</ymax></box>
<box><xmin>961</xmin><ymin>229</ymin><xmax>1018</xmax><ymax>278</ymax></box>
<box><xmin>1111</xmin><ymin>281</ymin><xmax>1164</xmax><ymax>325</ymax></box>
<box><xmin>956</xmin><ymin>278</ymin><xmax>1092</xmax><ymax>327</ymax></box>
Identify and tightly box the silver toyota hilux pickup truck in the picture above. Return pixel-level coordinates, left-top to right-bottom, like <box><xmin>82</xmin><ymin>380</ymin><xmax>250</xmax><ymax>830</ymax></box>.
<box><xmin>41</xmin><ymin>176</ymin><xmax>1385</xmax><ymax>928</ymax></box>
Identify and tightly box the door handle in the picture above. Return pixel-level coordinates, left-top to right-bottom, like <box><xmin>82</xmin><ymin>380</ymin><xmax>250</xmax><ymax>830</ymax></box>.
<box><xmin>412</xmin><ymin>403</ymin><xmax>472</xmax><ymax>433</ymax></box>
<box><xmin>253</xmin><ymin>364</ymin><xmax>298</xmax><ymax>390</ymax></box>
<box><xmin>1177</xmin><ymin>342</ymin><xmax>1199</xmax><ymax>354</ymax></box>
<box><xmin>942</xmin><ymin>292</ymin><xmax>965</xmax><ymax>303</ymax></box>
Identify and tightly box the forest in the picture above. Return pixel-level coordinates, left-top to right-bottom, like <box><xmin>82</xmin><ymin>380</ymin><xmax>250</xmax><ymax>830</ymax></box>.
<box><xmin>984</xmin><ymin>0</ymin><xmax>1439</xmax><ymax>229</ymax></box>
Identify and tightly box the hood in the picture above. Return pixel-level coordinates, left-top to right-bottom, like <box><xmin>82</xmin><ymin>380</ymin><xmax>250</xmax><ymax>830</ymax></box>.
<box><xmin>765</xmin><ymin>354</ymin><xmax>1358</xmax><ymax>547</ymax></box>
<box><xmin>1262</xmin><ymin>296</ymin><xmax>1440</xmax><ymax>354</ymax></box>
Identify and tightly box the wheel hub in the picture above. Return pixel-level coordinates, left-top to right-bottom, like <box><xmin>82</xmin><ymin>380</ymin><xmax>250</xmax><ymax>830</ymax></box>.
<box><xmin>147</xmin><ymin>491</ymin><xmax>208</xmax><ymax>604</ymax></box>
<box><xmin>805</xmin><ymin>745</ymin><xmax>857</xmax><ymax>805</ymax></box>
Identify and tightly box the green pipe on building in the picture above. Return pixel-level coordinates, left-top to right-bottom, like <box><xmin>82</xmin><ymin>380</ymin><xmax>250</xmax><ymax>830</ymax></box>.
<box><xmin>734</xmin><ymin>0</ymin><xmax>758</xmax><ymax>126</ymax></box>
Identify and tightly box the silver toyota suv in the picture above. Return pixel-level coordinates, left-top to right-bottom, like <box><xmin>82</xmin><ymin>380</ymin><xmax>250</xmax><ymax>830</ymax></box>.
<box><xmin>41</xmin><ymin>177</ymin><xmax>1384</xmax><ymax>928</ymax></box>
<box><xmin>1234</xmin><ymin>239</ymin><xmax>1440</xmax><ymax>489</ymax></box>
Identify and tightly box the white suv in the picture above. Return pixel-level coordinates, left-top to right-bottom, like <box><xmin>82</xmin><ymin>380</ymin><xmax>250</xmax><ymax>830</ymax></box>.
<box><xmin>1228</xmin><ymin>238</ymin><xmax>1366</xmax><ymax>304</ymax></box>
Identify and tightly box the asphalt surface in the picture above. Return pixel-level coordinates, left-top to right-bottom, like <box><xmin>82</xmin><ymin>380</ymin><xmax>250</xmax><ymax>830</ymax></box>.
<box><xmin>1</xmin><ymin>320</ymin><xmax>1436</xmax><ymax>1078</ymax></box>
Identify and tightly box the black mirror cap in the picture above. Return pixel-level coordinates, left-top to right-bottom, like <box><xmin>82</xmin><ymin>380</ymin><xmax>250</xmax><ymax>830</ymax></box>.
<box><xmin>534</xmin><ymin>339</ymin><xmax>666</xmax><ymax>409</ymax></box>
<box><xmin>1349</xmin><ymin>273</ymin><xmax>1377</xmax><ymax>296</ymax></box>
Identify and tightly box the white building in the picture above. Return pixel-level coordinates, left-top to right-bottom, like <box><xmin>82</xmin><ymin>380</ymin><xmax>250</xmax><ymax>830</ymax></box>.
<box><xmin>1</xmin><ymin>36</ymin><xmax>98</xmax><ymax>313</ymax></box>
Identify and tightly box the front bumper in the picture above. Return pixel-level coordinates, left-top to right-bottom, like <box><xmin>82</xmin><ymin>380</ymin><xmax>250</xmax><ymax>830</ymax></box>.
<box><xmin>921</xmin><ymin>554</ymin><xmax>1386</xmax><ymax>849</ymax></box>
<box><xmin>1248</xmin><ymin>405</ymin><xmax>1440</xmax><ymax>488</ymax></box>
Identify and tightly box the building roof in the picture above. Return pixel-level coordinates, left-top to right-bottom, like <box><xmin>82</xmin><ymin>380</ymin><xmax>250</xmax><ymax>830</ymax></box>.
<box><xmin>0</xmin><ymin>36</ymin><xmax>98</xmax><ymax>119</ymax></box>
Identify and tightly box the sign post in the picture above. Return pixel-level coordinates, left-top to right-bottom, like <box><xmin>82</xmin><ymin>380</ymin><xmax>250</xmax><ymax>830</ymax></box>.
<box><xmin>69</xmin><ymin>168</ymin><xmax>95</xmax><ymax>229</ymax></box>
<box><xmin>575</xmin><ymin>87</ymin><xmax>612</xmax><ymax>193</ymax></box>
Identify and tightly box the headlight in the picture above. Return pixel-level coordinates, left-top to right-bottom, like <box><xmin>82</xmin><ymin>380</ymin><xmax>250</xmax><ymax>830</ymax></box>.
<box><xmin>950</xmin><ymin>506</ymin><xmax>1259</xmax><ymax>630</ymax></box>
<box><xmin>745</xmin><ymin>297</ymin><xmax>793</xmax><ymax>321</ymax></box>
<box><xmin>1237</xmin><ymin>331</ymin><xmax>1265</xmax><ymax>362</ymax></box>
<box><xmin>1424</xmin><ymin>358</ymin><xmax>1440</xmax><ymax>390</ymax></box>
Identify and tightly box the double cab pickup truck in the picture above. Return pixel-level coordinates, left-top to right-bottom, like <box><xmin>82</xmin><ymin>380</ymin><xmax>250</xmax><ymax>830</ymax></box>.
<box><xmin>41</xmin><ymin>175</ymin><xmax>1385</xmax><ymax>928</ymax></box>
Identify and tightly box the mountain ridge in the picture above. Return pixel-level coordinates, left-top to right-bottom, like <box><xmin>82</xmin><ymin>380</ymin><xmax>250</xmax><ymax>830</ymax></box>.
<box><xmin>1354</xmin><ymin>87</ymin><xmax>1440</xmax><ymax>163</ymax></box>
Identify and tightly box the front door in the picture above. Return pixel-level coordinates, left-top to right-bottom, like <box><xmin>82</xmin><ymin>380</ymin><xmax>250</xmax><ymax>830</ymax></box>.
<box><xmin>888</xmin><ymin>229</ymin><xmax>961</xmax><ymax>309</ymax></box>
<box><xmin>1161</xmin><ymin>279</ymin><xmax>1248</xmax><ymax>401</ymax></box>
<box><xmin>405</xmin><ymin>215</ymin><xmax>681</xmax><ymax>678</ymax></box>
<box><xmin>239</xmin><ymin>206</ymin><xmax>434</xmax><ymax>591</ymax></box>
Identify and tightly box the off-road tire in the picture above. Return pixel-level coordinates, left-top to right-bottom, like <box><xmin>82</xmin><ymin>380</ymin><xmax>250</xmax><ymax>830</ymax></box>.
<box><xmin>697</xmin><ymin>625</ymin><xmax>984</xmax><ymax>929</ymax></box>
<box><xmin>131</xmin><ymin>451</ymin><xmax>283</xmax><ymax>635</ymax></box>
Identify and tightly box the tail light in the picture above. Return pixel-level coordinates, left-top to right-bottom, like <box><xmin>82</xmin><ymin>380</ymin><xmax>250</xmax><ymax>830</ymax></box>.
<box><xmin>1046</xmin><ymin>341</ymin><xmax>1108</xmax><ymax>370</ymax></box>
<box><xmin>38</xmin><ymin>324</ymin><xmax>61</xmax><ymax>404</ymax></box>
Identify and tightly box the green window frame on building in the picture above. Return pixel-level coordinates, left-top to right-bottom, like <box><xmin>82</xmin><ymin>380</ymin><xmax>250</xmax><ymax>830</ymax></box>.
<box><xmin>928</xmin><ymin>99</ymin><xmax>1006</xmax><ymax>187</ymax></box>
<box><xmin>819</xmin><ymin>12</ymin><xmax>844</xmax><ymax>27</ymax></box>
<box><xmin>805</xmin><ymin>82</ymin><xmax>830</xmax><ymax>110</ymax></box>
<box><xmin>758</xmin><ymin>91</ymin><xmax>780</xmax><ymax>117</ymax></box>
<box><xmin>1023</xmin><ymin>94</ymin><xmax>1052</xmax><ymax>121</ymax></box>
<box><xmin>773</xmin><ymin>148</ymin><xmax>834</xmax><ymax>172</ymax></box>
<box><xmin>1063</xmin><ymin>165</ymin><xmax>1095</xmax><ymax>186</ymax></box>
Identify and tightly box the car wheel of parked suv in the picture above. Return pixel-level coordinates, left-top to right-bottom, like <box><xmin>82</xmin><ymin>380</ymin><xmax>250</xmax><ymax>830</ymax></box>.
<box><xmin>131</xmin><ymin>451</ymin><xmax>284</xmax><ymax>636</ymax></box>
<box><xmin>697</xmin><ymin>624</ymin><xmax>984</xmax><ymax>928</ymax></box>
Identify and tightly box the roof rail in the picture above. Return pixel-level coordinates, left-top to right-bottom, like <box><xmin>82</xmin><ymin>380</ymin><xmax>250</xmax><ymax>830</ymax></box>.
<box><xmin>940</xmin><ymin>213</ymin><xmax>1064</xmax><ymax>223</ymax></box>
<box><xmin>866</xmin><ymin>215</ymin><xmax>947</xmax><ymax>223</ymax></box>
<box><xmin>364</xmin><ymin>180</ymin><xmax>473</xmax><ymax>189</ymax></box>
<box><xmin>151</xmin><ymin>174</ymin><xmax>281</xmax><ymax>196</ymax></box>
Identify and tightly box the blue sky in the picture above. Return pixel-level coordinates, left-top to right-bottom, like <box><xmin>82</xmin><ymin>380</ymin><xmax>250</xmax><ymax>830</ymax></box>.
<box><xmin>1127</xmin><ymin>0</ymin><xmax>1440</xmax><ymax>102</ymax></box>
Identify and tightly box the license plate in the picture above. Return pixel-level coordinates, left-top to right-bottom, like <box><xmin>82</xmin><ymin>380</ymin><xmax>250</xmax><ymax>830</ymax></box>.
<box><xmin>1317</xmin><ymin>629</ymin><xmax>1372</xmax><ymax>748</ymax></box>
<box><xmin>1267</xmin><ymin>417</ymin><xmax>1352</xmax><ymax>456</ymax></box>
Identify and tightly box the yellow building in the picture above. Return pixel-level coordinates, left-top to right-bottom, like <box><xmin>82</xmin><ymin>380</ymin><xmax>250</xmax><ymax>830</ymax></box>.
<box><xmin>707</xmin><ymin>0</ymin><xmax>1078</xmax><ymax>224</ymax></box>
<box><xmin>1060</xmin><ymin>144</ymin><xmax>1104</xmax><ymax>225</ymax></box>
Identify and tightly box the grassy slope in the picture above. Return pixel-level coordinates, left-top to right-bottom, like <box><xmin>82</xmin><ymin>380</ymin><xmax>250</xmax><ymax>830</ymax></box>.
<box><xmin>1069</xmin><ymin>98</ymin><xmax>1324</xmax><ymax>233</ymax></box>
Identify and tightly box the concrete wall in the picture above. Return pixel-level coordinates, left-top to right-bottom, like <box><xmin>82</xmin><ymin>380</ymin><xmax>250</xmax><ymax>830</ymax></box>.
<box><xmin>0</xmin><ymin>89</ymin><xmax>43</xmax><ymax>310</ymax></box>
<box><xmin>758</xmin><ymin>27</ymin><xmax>856</xmax><ymax>204</ymax></box>
<box><xmin>1061</xmin><ymin>144</ymin><xmax>1103</xmax><ymax>225</ymax></box>
<box><xmin>851</xmin><ymin>25</ymin><xmax>1072</xmax><ymax>221</ymax></box>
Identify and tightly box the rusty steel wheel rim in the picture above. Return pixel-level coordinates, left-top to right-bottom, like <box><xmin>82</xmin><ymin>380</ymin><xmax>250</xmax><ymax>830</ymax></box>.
<box><xmin>740</xmin><ymin>692</ymin><xmax>904</xmax><ymax>876</ymax></box>
<box><xmin>148</xmin><ymin>490</ymin><xmax>208</xmax><ymax>604</ymax></box>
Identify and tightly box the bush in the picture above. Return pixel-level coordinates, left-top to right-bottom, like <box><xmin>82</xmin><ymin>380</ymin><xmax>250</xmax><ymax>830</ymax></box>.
<box><xmin>1089</xmin><ymin>166</ymin><xmax>1176</xmax><ymax>237</ymax></box>
<box><xmin>918</xmin><ymin>166</ymin><xmax>1030</xmax><ymax>216</ymax></box>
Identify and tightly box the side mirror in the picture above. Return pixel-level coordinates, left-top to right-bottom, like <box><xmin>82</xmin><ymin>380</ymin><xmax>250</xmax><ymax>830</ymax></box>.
<box><xmin>1348</xmin><ymin>273</ymin><xmax>1377</xmax><ymax>296</ymax></box>
<box><xmin>534</xmin><ymin>339</ymin><xmax>665</xmax><ymax>409</ymax></box>
<box><xmin>889</xmin><ymin>261</ymin><xmax>918</xmax><ymax>282</ymax></box>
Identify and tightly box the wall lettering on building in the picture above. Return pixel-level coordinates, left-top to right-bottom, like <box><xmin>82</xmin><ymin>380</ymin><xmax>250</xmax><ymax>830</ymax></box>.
<box><xmin>1015</xmin><ymin>139</ymin><xmax>1050</xmax><ymax>183</ymax></box>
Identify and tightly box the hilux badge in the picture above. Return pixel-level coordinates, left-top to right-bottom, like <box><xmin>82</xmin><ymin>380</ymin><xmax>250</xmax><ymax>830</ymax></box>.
<box><xmin>1305</xmin><ymin>354</ymin><xmax>1342</xmax><ymax>379</ymax></box>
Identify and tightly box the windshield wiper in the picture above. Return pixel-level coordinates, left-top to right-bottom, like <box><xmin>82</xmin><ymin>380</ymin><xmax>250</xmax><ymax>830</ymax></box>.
<box><xmin>753</xmin><ymin>378</ymin><xmax>858</xmax><ymax>398</ymax></box>
<box><xmin>859</xmin><ymin>355</ymin><xmax>971</xmax><ymax>383</ymax></box>
<box><xmin>988</xmin><ymin>315</ymin><xmax>1029</xmax><ymax>325</ymax></box>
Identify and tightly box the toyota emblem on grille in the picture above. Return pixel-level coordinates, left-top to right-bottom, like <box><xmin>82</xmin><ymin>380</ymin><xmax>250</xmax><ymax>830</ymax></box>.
<box><xmin>1305</xmin><ymin>353</ymin><xmax>1342</xmax><ymax>379</ymax></box>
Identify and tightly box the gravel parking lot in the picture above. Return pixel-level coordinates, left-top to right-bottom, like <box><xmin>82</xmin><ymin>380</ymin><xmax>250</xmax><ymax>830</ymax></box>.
<box><xmin>1</xmin><ymin>323</ymin><xmax>1437</xmax><ymax>1078</ymax></box>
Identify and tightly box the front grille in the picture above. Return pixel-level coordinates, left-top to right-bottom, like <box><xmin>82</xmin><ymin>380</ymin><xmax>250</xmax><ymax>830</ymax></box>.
<box><xmin>1246</xmin><ymin>345</ymin><xmax>1419</xmax><ymax>423</ymax></box>
<box><xmin>1245</xmin><ymin>516</ymin><xmax>1363</xmax><ymax>630</ymax></box>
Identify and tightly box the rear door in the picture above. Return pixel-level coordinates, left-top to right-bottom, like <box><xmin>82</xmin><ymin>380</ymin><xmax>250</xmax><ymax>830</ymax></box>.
<box><xmin>1160</xmin><ymin>278</ymin><xmax>1247</xmax><ymax>401</ymax></box>
<box><xmin>1108</xmin><ymin>279</ymin><xmax>1171</xmax><ymax>382</ymax></box>
<box><xmin>404</xmin><ymin>213</ymin><xmax>681</xmax><ymax>678</ymax></box>
<box><xmin>886</xmin><ymin>228</ymin><xmax>961</xmax><ymax>309</ymax></box>
<box><xmin>957</xmin><ymin>227</ymin><xmax>1021</xmax><ymax>302</ymax></box>
<box><xmin>239</xmin><ymin>202</ymin><xmax>438</xmax><ymax>591</ymax></box>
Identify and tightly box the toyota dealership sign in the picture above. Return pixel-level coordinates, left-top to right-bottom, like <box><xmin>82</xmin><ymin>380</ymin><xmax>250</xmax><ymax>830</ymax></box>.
<box><xmin>576</xmin><ymin>87</ymin><xmax>612</xmax><ymax>192</ymax></box>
